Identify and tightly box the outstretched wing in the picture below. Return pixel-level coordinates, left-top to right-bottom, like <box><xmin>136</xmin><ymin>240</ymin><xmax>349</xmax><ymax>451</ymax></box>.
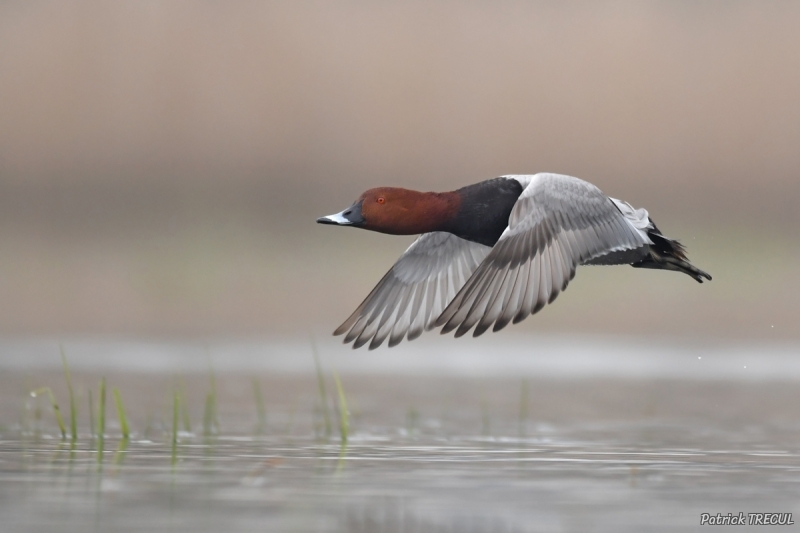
<box><xmin>336</xmin><ymin>232</ymin><xmax>491</xmax><ymax>349</ymax></box>
<box><xmin>435</xmin><ymin>173</ymin><xmax>651</xmax><ymax>338</ymax></box>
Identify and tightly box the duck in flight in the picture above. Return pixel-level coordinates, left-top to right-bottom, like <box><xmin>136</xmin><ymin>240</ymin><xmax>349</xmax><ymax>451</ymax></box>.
<box><xmin>317</xmin><ymin>173</ymin><xmax>711</xmax><ymax>350</ymax></box>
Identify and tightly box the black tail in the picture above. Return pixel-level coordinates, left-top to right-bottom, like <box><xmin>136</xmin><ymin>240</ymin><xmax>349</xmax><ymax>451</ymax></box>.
<box><xmin>631</xmin><ymin>221</ymin><xmax>712</xmax><ymax>283</ymax></box>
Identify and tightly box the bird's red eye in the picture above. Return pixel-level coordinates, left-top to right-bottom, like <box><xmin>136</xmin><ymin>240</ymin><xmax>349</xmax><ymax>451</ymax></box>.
<box><xmin>377</xmin><ymin>197</ymin><xmax>385</xmax><ymax>204</ymax></box>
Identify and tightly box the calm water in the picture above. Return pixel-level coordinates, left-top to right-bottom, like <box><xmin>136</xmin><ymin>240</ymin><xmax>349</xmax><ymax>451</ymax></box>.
<box><xmin>2</xmin><ymin>335</ymin><xmax>800</xmax><ymax>532</ymax></box>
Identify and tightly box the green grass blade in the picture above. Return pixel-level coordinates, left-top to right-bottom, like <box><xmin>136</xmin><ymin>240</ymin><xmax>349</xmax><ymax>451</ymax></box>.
<box><xmin>171</xmin><ymin>391</ymin><xmax>179</xmax><ymax>467</ymax></box>
<box><xmin>211</xmin><ymin>370</ymin><xmax>219</xmax><ymax>432</ymax></box>
<box><xmin>60</xmin><ymin>346</ymin><xmax>77</xmax><ymax>442</ymax></box>
<box><xmin>406</xmin><ymin>406</ymin><xmax>419</xmax><ymax>435</ymax></box>
<box><xmin>202</xmin><ymin>370</ymin><xmax>218</xmax><ymax>437</ymax></box>
<box><xmin>481</xmin><ymin>397</ymin><xmax>490</xmax><ymax>437</ymax></box>
<box><xmin>332</xmin><ymin>371</ymin><xmax>349</xmax><ymax>473</ymax></box>
<box><xmin>114</xmin><ymin>437</ymin><xmax>129</xmax><ymax>466</ymax></box>
<box><xmin>203</xmin><ymin>393</ymin><xmax>214</xmax><ymax>437</ymax></box>
<box><xmin>332</xmin><ymin>371</ymin><xmax>349</xmax><ymax>445</ymax></box>
<box><xmin>179</xmin><ymin>379</ymin><xmax>191</xmax><ymax>433</ymax></box>
<box><xmin>285</xmin><ymin>401</ymin><xmax>297</xmax><ymax>436</ymax></box>
<box><xmin>97</xmin><ymin>378</ymin><xmax>106</xmax><ymax>465</ymax></box>
<box><xmin>31</xmin><ymin>387</ymin><xmax>66</xmax><ymax>439</ymax></box>
<box><xmin>88</xmin><ymin>390</ymin><xmax>95</xmax><ymax>441</ymax></box>
<box><xmin>311</xmin><ymin>338</ymin><xmax>332</xmax><ymax>439</ymax></box>
<box><xmin>113</xmin><ymin>388</ymin><xmax>130</xmax><ymax>438</ymax></box>
<box><xmin>252</xmin><ymin>378</ymin><xmax>266</xmax><ymax>434</ymax></box>
<box><xmin>519</xmin><ymin>379</ymin><xmax>529</xmax><ymax>437</ymax></box>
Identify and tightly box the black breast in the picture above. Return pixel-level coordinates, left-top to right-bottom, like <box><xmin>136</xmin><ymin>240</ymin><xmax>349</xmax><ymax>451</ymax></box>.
<box><xmin>444</xmin><ymin>177</ymin><xmax>524</xmax><ymax>247</ymax></box>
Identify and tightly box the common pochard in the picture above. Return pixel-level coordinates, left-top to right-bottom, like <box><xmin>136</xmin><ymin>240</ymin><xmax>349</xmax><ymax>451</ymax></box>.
<box><xmin>318</xmin><ymin>173</ymin><xmax>711</xmax><ymax>349</ymax></box>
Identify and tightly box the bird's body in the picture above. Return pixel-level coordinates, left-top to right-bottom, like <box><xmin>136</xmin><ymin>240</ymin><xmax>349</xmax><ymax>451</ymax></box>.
<box><xmin>317</xmin><ymin>173</ymin><xmax>711</xmax><ymax>349</ymax></box>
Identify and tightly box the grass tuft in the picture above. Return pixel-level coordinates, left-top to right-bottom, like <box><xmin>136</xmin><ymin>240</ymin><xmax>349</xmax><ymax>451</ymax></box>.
<box><xmin>60</xmin><ymin>346</ymin><xmax>77</xmax><ymax>442</ymax></box>
<box><xmin>31</xmin><ymin>387</ymin><xmax>66</xmax><ymax>439</ymax></box>
<box><xmin>113</xmin><ymin>387</ymin><xmax>130</xmax><ymax>439</ymax></box>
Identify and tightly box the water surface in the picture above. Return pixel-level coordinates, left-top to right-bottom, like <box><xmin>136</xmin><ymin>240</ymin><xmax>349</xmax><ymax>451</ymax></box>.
<box><xmin>2</xmin><ymin>336</ymin><xmax>799</xmax><ymax>532</ymax></box>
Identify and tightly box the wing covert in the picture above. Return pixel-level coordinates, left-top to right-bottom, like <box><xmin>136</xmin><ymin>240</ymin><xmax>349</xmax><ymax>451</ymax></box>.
<box><xmin>435</xmin><ymin>173</ymin><xmax>651</xmax><ymax>337</ymax></box>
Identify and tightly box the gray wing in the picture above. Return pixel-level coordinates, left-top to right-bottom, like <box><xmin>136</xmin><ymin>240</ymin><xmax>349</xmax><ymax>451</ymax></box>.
<box><xmin>335</xmin><ymin>232</ymin><xmax>491</xmax><ymax>349</ymax></box>
<box><xmin>435</xmin><ymin>173</ymin><xmax>651</xmax><ymax>338</ymax></box>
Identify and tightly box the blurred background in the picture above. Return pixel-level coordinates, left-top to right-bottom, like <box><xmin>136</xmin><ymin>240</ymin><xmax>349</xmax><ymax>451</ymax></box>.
<box><xmin>0</xmin><ymin>1</ymin><xmax>798</xmax><ymax>342</ymax></box>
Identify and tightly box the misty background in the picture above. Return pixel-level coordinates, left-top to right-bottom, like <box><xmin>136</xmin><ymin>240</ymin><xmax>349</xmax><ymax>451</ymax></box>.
<box><xmin>0</xmin><ymin>1</ymin><xmax>797</xmax><ymax>342</ymax></box>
